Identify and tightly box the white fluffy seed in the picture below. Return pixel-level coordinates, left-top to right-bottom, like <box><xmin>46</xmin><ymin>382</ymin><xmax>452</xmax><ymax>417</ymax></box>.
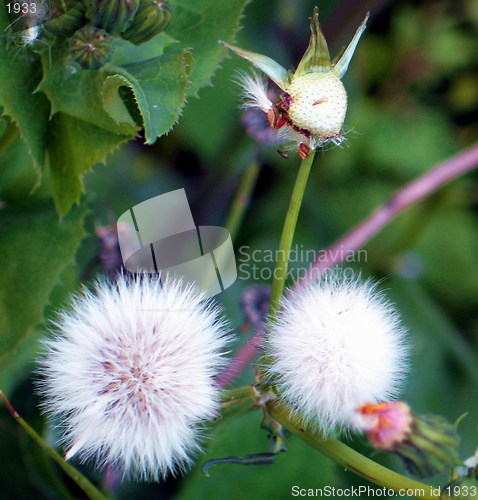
<box><xmin>38</xmin><ymin>275</ymin><xmax>230</xmax><ymax>480</ymax></box>
<box><xmin>267</xmin><ymin>275</ymin><xmax>408</xmax><ymax>434</ymax></box>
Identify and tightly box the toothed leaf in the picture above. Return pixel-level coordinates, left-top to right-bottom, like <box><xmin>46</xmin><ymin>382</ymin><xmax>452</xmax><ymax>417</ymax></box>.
<box><xmin>0</xmin><ymin>201</ymin><xmax>87</xmax><ymax>389</ymax></box>
<box><xmin>168</xmin><ymin>0</ymin><xmax>250</xmax><ymax>96</ymax></box>
<box><xmin>0</xmin><ymin>5</ymin><xmax>49</xmax><ymax>176</ymax></box>
<box><xmin>47</xmin><ymin>113</ymin><xmax>132</xmax><ymax>215</ymax></box>
<box><xmin>111</xmin><ymin>48</ymin><xmax>192</xmax><ymax>144</ymax></box>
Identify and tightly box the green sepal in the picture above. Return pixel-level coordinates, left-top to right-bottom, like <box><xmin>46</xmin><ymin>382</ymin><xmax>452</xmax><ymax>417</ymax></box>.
<box><xmin>333</xmin><ymin>12</ymin><xmax>369</xmax><ymax>78</ymax></box>
<box><xmin>295</xmin><ymin>7</ymin><xmax>332</xmax><ymax>76</ymax></box>
<box><xmin>218</xmin><ymin>41</ymin><xmax>289</xmax><ymax>90</ymax></box>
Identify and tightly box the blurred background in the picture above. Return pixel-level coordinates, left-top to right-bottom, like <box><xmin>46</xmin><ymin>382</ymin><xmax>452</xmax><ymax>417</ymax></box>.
<box><xmin>1</xmin><ymin>0</ymin><xmax>478</xmax><ymax>498</ymax></box>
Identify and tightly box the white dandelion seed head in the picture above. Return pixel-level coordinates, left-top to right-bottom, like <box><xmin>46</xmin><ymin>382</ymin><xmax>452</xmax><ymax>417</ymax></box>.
<box><xmin>266</xmin><ymin>274</ymin><xmax>409</xmax><ymax>435</ymax></box>
<box><xmin>235</xmin><ymin>70</ymin><xmax>273</xmax><ymax>113</ymax></box>
<box><xmin>38</xmin><ymin>275</ymin><xmax>230</xmax><ymax>480</ymax></box>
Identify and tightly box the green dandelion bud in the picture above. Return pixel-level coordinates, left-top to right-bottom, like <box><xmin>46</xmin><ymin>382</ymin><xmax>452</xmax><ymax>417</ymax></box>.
<box><xmin>44</xmin><ymin>3</ymin><xmax>86</xmax><ymax>38</ymax></box>
<box><xmin>86</xmin><ymin>0</ymin><xmax>140</xmax><ymax>36</ymax></box>
<box><xmin>70</xmin><ymin>25</ymin><xmax>114</xmax><ymax>70</ymax></box>
<box><xmin>122</xmin><ymin>0</ymin><xmax>171</xmax><ymax>46</ymax></box>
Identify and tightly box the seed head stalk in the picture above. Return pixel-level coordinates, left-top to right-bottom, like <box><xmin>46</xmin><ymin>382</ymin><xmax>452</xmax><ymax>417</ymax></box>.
<box><xmin>268</xmin><ymin>151</ymin><xmax>316</xmax><ymax>319</ymax></box>
<box><xmin>266</xmin><ymin>400</ymin><xmax>441</xmax><ymax>500</ymax></box>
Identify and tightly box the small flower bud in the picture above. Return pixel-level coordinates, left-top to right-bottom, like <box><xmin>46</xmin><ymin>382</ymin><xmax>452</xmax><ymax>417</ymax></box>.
<box><xmin>357</xmin><ymin>402</ymin><xmax>460</xmax><ymax>478</ymax></box>
<box><xmin>44</xmin><ymin>3</ymin><xmax>86</xmax><ymax>38</ymax></box>
<box><xmin>70</xmin><ymin>25</ymin><xmax>114</xmax><ymax>70</ymax></box>
<box><xmin>122</xmin><ymin>0</ymin><xmax>171</xmax><ymax>46</ymax></box>
<box><xmin>86</xmin><ymin>0</ymin><xmax>140</xmax><ymax>36</ymax></box>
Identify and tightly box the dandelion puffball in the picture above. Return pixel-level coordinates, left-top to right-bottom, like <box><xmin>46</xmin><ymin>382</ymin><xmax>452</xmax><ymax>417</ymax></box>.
<box><xmin>267</xmin><ymin>275</ymin><xmax>408</xmax><ymax>434</ymax></box>
<box><xmin>39</xmin><ymin>276</ymin><xmax>229</xmax><ymax>480</ymax></box>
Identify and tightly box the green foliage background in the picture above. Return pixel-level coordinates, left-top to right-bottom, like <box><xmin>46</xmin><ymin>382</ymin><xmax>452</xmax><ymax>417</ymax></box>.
<box><xmin>1</xmin><ymin>0</ymin><xmax>478</xmax><ymax>498</ymax></box>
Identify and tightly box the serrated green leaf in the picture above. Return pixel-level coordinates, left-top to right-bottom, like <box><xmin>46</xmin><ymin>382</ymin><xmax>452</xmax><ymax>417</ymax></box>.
<box><xmin>0</xmin><ymin>201</ymin><xmax>87</xmax><ymax>382</ymax></box>
<box><xmin>103</xmin><ymin>74</ymin><xmax>141</xmax><ymax>126</ymax></box>
<box><xmin>110</xmin><ymin>49</ymin><xmax>191</xmax><ymax>144</ymax></box>
<box><xmin>38</xmin><ymin>43</ymin><xmax>138</xmax><ymax>136</ymax></box>
<box><xmin>47</xmin><ymin>113</ymin><xmax>133</xmax><ymax>215</ymax></box>
<box><xmin>167</xmin><ymin>0</ymin><xmax>250</xmax><ymax>97</ymax></box>
<box><xmin>0</xmin><ymin>5</ymin><xmax>50</xmax><ymax>173</ymax></box>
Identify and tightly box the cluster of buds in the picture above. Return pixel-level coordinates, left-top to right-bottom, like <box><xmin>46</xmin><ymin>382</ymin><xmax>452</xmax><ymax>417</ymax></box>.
<box><xmin>355</xmin><ymin>402</ymin><xmax>460</xmax><ymax>478</ymax></box>
<box><xmin>41</xmin><ymin>0</ymin><xmax>172</xmax><ymax>69</ymax></box>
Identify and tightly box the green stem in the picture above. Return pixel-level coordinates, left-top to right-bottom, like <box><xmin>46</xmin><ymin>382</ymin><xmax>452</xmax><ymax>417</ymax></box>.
<box><xmin>225</xmin><ymin>160</ymin><xmax>260</xmax><ymax>242</ymax></box>
<box><xmin>0</xmin><ymin>391</ymin><xmax>110</xmax><ymax>500</ymax></box>
<box><xmin>0</xmin><ymin>121</ymin><xmax>19</xmax><ymax>156</ymax></box>
<box><xmin>221</xmin><ymin>385</ymin><xmax>258</xmax><ymax>402</ymax></box>
<box><xmin>267</xmin><ymin>401</ymin><xmax>441</xmax><ymax>500</ymax></box>
<box><xmin>268</xmin><ymin>151</ymin><xmax>315</xmax><ymax>317</ymax></box>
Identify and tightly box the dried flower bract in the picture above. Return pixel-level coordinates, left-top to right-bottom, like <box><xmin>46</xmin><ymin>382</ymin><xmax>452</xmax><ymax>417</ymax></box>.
<box><xmin>220</xmin><ymin>8</ymin><xmax>368</xmax><ymax>158</ymax></box>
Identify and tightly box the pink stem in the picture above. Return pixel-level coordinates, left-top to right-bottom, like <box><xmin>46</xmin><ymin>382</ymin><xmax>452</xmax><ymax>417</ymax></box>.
<box><xmin>216</xmin><ymin>328</ymin><xmax>264</xmax><ymax>389</ymax></box>
<box><xmin>296</xmin><ymin>143</ymin><xmax>478</xmax><ymax>286</ymax></box>
<box><xmin>218</xmin><ymin>144</ymin><xmax>478</xmax><ymax>389</ymax></box>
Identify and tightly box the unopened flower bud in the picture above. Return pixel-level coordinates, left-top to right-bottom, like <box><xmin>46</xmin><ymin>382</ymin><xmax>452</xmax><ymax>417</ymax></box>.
<box><xmin>70</xmin><ymin>25</ymin><xmax>114</xmax><ymax>70</ymax></box>
<box><xmin>44</xmin><ymin>3</ymin><xmax>86</xmax><ymax>38</ymax></box>
<box><xmin>122</xmin><ymin>0</ymin><xmax>171</xmax><ymax>45</ymax></box>
<box><xmin>86</xmin><ymin>0</ymin><xmax>140</xmax><ymax>36</ymax></box>
<box><xmin>357</xmin><ymin>402</ymin><xmax>460</xmax><ymax>478</ymax></box>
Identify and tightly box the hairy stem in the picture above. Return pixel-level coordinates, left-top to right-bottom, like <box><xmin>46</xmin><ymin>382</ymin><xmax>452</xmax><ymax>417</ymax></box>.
<box><xmin>0</xmin><ymin>391</ymin><xmax>109</xmax><ymax>500</ymax></box>
<box><xmin>267</xmin><ymin>401</ymin><xmax>440</xmax><ymax>499</ymax></box>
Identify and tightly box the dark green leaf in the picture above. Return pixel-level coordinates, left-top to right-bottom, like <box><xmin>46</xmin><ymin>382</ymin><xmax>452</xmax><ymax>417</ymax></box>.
<box><xmin>111</xmin><ymin>49</ymin><xmax>192</xmax><ymax>144</ymax></box>
<box><xmin>0</xmin><ymin>5</ymin><xmax>50</xmax><ymax>174</ymax></box>
<box><xmin>47</xmin><ymin>113</ymin><xmax>132</xmax><ymax>215</ymax></box>
<box><xmin>38</xmin><ymin>43</ymin><xmax>138</xmax><ymax>135</ymax></box>
<box><xmin>167</xmin><ymin>0</ymin><xmax>250</xmax><ymax>97</ymax></box>
<box><xmin>0</xmin><ymin>201</ymin><xmax>87</xmax><ymax>385</ymax></box>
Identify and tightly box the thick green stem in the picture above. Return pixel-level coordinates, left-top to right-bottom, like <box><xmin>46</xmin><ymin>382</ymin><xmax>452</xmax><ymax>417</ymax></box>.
<box><xmin>268</xmin><ymin>151</ymin><xmax>315</xmax><ymax>317</ymax></box>
<box><xmin>267</xmin><ymin>401</ymin><xmax>441</xmax><ymax>500</ymax></box>
<box><xmin>0</xmin><ymin>391</ymin><xmax>110</xmax><ymax>500</ymax></box>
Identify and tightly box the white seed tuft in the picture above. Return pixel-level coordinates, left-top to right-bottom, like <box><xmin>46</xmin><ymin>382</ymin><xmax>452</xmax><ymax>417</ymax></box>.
<box><xmin>38</xmin><ymin>275</ymin><xmax>230</xmax><ymax>480</ymax></box>
<box><xmin>235</xmin><ymin>71</ymin><xmax>273</xmax><ymax>113</ymax></box>
<box><xmin>267</xmin><ymin>274</ymin><xmax>408</xmax><ymax>434</ymax></box>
